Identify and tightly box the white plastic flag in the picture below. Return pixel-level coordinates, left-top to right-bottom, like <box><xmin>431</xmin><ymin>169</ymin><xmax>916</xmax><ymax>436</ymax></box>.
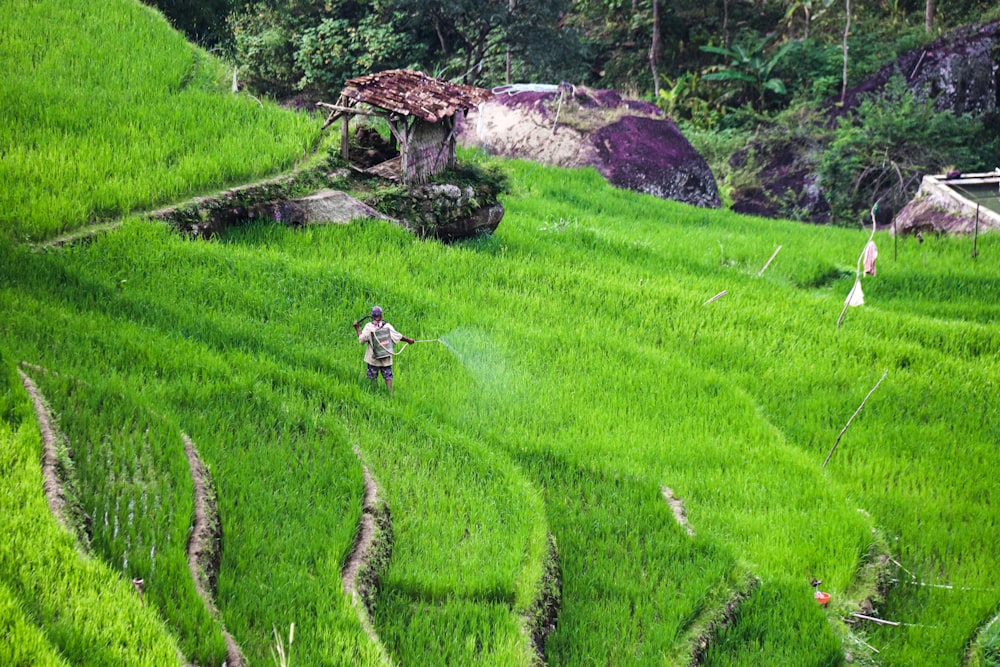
<box><xmin>845</xmin><ymin>277</ymin><xmax>865</xmax><ymax>307</ymax></box>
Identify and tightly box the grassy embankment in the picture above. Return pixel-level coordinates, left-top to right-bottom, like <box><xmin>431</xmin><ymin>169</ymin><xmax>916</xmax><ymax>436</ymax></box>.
<box><xmin>3</xmin><ymin>159</ymin><xmax>998</xmax><ymax>665</ymax></box>
<box><xmin>0</xmin><ymin>0</ymin><xmax>319</xmax><ymax>244</ymax></box>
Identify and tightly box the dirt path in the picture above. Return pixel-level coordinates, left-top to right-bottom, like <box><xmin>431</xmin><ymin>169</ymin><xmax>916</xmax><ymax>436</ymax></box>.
<box><xmin>689</xmin><ymin>574</ymin><xmax>761</xmax><ymax>666</ymax></box>
<box><xmin>182</xmin><ymin>434</ymin><xmax>246</xmax><ymax>667</ymax></box>
<box><xmin>341</xmin><ymin>449</ymin><xmax>395</xmax><ymax>655</ymax></box>
<box><xmin>19</xmin><ymin>363</ymin><xmax>246</xmax><ymax>665</ymax></box>
<box><xmin>18</xmin><ymin>367</ymin><xmax>78</xmax><ymax>538</ymax></box>
<box><xmin>662</xmin><ymin>486</ymin><xmax>696</xmax><ymax>537</ymax></box>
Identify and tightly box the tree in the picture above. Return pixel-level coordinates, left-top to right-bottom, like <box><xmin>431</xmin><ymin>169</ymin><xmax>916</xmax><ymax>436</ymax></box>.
<box><xmin>649</xmin><ymin>0</ymin><xmax>661</xmax><ymax>96</ymax></box>
<box><xmin>229</xmin><ymin>0</ymin><xmax>425</xmax><ymax>99</ymax></box>
<box><xmin>840</xmin><ymin>0</ymin><xmax>850</xmax><ymax>105</ymax></box>
<box><xmin>783</xmin><ymin>0</ymin><xmax>833</xmax><ymax>40</ymax></box>
<box><xmin>701</xmin><ymin>33</ymin><xmax>794</xmax><ymax>111</ymax></box>
<box><xmin>142</xmin><ymin>0</ymin><xmax>235</xmax><ymax>45</ymax></box>
<box><xmin>405</xmin><ymin>0</ymin><xmax>582</xmax><ymax>85</ymax></box>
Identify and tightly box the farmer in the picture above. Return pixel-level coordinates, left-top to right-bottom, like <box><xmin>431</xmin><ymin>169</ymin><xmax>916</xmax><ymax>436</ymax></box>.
<box><xmin>353</xmin><ymin>306</ymin><xmax>414</xmax><ymax>396</ymax></box>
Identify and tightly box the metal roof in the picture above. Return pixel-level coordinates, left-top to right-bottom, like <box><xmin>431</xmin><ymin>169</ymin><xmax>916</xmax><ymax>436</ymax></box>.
<box><xmin>340</xmin><ymin>69</ymin><xmax>491</xmax><ymax>123</ymax></box>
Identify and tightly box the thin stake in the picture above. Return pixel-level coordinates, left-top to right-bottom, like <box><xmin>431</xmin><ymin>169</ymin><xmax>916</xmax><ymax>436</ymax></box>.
<box><xmin>854</xmin><ymin>635</ymin><xmax>880</xmax><ymax>654</ymax></box>
<box><xmin>757</xmin><ymin>245</ymin><xmax>782</xmax><ymax>276</ymax></box>
<box><xmin>823</xmin><ymin>370</ymin><xmax>888</xmax><ymax>468</ymax></box>
<box><xmin>893</xmin><ymin>215</ymin><xmax>897</xmax><ymax>261</ymax></box>
<box><xmin>703</xmin><ymin>290</ymin><xmax>727</xmax><ymax>305</ymax></box>
<box><xmin>852</xmin><ymin>612</ymin><xmax>900</xmax><ymax>627</ymax></box>
<box><xmin>973</xmin><ymin>203</ymin><xmax>980</xmax><ymax>259</ymax></box>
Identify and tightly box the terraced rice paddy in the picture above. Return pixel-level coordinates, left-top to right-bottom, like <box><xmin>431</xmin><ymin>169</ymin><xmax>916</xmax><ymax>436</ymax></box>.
<box><xmin>2</xmin><ymin>1</ymin><xmax>998</xmax><ymax>663</ymax></box>
<box><xmin>3</xmin><ymin>159</ymin><xmax>998</xmax><ymax>665</ymax></box>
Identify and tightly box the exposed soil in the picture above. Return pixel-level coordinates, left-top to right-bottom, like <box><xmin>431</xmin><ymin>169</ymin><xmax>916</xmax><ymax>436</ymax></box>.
<box><xmin>182</xmin><ymin>434</ymin><xmax>245</xmax><ymax>667</ymax></box>
<box><xmin>18</xmin><ymin>368</ymin><xmax>73</xmax><ymax>533</ymax></box>
<box><xmin>661</xmin><ymin>486</ymin><xmax>695</xmax><ymax>537</ymax></box>
<box><xmin>18</xmin><ymin>364</ymin><xmax>243</xmax><ymax>665</ymax></box>
<box><xmin>341</xmin><ymin>447</ymin><xmax>394</xmax><ymax>649</ymax></box>
<box><xmin>524</xmin><ymin>533</ymin><xmax>562</xmax><ymax>665</ymax></box>
<box><xmin>689</xmin><ymin>575</ymin><xmax>761</xmax><ymax>666</ymax></box>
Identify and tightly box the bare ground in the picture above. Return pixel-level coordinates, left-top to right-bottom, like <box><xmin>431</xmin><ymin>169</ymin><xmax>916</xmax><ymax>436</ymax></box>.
<box><xmin>662</xmin><ymin>486</ymin><xmax>696</xmax><ymax>537</ymax></box>
<box><xmin>18</xmin><ymin>367</ymin><xmax>80</xmax><ymax>540</ymax></box>
<box><xmin>342</xmin><ymin>447</ymin><xmax>394</xmax><ymax>651</ymax></box>
<box><xmin>182</xmin><ymin>434</ymin><xmax>246</xmax><ymax>667</ymax></box>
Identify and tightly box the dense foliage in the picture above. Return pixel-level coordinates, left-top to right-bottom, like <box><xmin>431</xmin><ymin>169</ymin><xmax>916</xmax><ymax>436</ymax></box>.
<box><xmin>145</xmin><ymin>0</ymin><xmax>999</xmax><ymax>98</ymax></box>
<box><xmin>819</xmin><ymin>76</ymin><xmax>986</xmax><ymax>221</ymax></box>
<box><xmin>138</xmin><ymin>0</ymin><xmax>1000</xmax><ymax>225</ymax></box>
<box><xmin>4</xmin><ymin>3</ymin><xmax>1000</xmax><ymax>665</ymax></box>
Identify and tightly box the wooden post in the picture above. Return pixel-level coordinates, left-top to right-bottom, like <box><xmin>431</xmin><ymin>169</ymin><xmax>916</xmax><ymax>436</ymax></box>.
<box><xmin>757</xmin><ymin>245</ymin><xmax>782</xmax><ymax>277</ymax></box>
<box><xmin>973</xmin><ymin>203</ymin><xmax>980</xmax><ymax>258</ymax></box>
<box><xmin>341</xmin><ymin>115</ymin><xmax>350</xmax><ymax>160</ymax></box>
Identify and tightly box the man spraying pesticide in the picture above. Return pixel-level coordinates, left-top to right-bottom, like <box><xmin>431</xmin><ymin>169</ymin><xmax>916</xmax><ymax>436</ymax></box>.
<box><xmin>353</xmin><ymin>305</ymin><xmax>415</xmax><ymax>396</ymax></box>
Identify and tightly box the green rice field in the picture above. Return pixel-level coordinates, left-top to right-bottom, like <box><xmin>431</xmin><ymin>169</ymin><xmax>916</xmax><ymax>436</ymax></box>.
<box><xmin>2</xmin><ymin>1</ymin><xmax>999</xmax><ymax>666</ymax></box>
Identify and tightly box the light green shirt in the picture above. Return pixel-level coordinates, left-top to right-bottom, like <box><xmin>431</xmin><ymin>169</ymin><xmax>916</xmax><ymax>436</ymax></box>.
<box><xmin>358</xmin><ymin>321</ymin><xmax>404</xmax><ymax>366</ymax></box>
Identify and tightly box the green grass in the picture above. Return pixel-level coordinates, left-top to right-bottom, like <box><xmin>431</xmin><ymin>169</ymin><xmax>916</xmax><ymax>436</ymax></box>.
<box><xmin>2</xmin><ymin>2</ymin><xmax>999</xmax><ymax>664</ymax></box>
<box><xmin>0</xmin><ymin>0</ymin><xmax>320</xmax><ymax>243</ymax></box>
<box><xmin>3</xmin><ymin>162</ymin><xmax>996</xmax><ymax>664</ymax></box>
<box><xmin>0</xmin><ymin>365</ymin><xmax>184</xmax><ymax>666</ymax></box>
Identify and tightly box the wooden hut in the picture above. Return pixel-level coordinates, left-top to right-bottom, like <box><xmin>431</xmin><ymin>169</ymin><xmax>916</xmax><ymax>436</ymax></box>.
<box><xmin>318</xmin><ymin>69</ymin><xmax>491</xmax><ymax>185</ymax></box>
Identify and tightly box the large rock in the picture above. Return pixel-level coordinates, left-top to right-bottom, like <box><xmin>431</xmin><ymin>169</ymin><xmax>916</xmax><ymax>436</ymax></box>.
<box><xmin>457</xmin><ymin>85</ymin><xmax>721</xmax><ymax>208</ymax></box>
<box><xmin>270</xmin><ymin>190</ymin><xmax>392</xmax><ymax>226</ymax></box>
<box><xmin>833</xmin><ymin>20</ymin><xmax>1000</xmax><ymax>118</ymax></box>
<box><xmin>732</xmin><ymin>21</ymin><xmax>1000</xmax><ymax>225</ymax></box>
<box><xmin>894</xmin><ymin>173</ymin><xmax>1000</xmax><ymax>235</ymax></box>
<box><xmin>382</xmin><ymin>182</ymin><xmax>505</xmax><ymax>241</ymax></box>
<box><xmin>150</xmin><ymin>187</ymin><xmax>392</xmax><ymax>238</ymax></box>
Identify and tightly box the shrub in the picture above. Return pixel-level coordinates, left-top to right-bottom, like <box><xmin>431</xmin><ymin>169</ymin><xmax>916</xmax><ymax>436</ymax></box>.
<box><xmin>818</xmin><ymin>74</ymin><xmax>984</xmax><ymax>223</ymax></box>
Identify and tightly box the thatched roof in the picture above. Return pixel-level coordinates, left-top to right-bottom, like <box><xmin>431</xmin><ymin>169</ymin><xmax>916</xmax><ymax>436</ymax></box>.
<box><xmin>340</xmin><ymin>69</ymin><xmax>491</xmax><ymax>123</ymax></box>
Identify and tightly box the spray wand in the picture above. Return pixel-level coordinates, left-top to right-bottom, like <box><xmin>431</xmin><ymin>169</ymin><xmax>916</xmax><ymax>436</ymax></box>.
<box><xmin>386</xmin><ymin>338</ymin><xmax>443</xmax><ymax>356</ymax></box>
<box><xmin>352</xmin><ymin>314</ymin><xmax>443</xmax><ymax>356</ymax></box>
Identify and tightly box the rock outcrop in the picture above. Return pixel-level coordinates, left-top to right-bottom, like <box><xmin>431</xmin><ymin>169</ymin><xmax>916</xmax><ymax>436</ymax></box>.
<box><xmin>149</xmin><ymin>175</ymin><xmax>393</xmax><ymax>238</ymax></box>
<box><xmin>832</xmin><ymin>20</ymin><xmax>1000</xmax><ymax>119</ymax></box>
<box><xmin>894</xmin><ymin>173</ymin><xmax>1000</xmax><ymax>235</ymax></box>
<box><xmin>457</xmin><ymin>85</ymin><xmax>721</xmax><ymax>209</ymax></box>
<box><xmin>732</xmin><ymin>21</ymin><xmax>1000</xmax><ymax>226</ymax></box>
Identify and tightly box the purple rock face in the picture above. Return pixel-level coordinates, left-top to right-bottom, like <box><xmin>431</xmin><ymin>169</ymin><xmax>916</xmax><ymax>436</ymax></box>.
<box><xmin>458</xmin><ymin>86</ymin><xmax>721</xmax><ymax>209</ymax></box>
<box><xmin>829</xmin><ymin>20</ymin><xmax>1000</xmax><ymax>119</ymax></box>
<box><xmin>730</xmin><ymin>21</ymin><xmax>1000</xmax><ymax>224</ymax></box>
<box><xmin>591</xmin><ymin>116</ymin><xmax>721</xmax><ymax>208</ymax></box>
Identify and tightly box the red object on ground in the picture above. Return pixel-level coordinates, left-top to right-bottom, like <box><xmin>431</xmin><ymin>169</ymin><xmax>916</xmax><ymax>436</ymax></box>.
<box><xmin>814</xmin><ymin>591</ymin><xmax>831</xmax><ymax>605</ymax></box>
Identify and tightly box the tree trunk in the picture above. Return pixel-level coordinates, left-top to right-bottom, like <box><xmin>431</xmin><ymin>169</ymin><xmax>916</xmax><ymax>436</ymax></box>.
<box><xmin>722</xmin><ymin>0</ymin><xmax>730</xmax><ymax>47</ymax></box>
<box><xmin>925</xmin><ymin>0</ymin><xmax>934</xmax><ymax>33</ymax></box>
<box><xmin>650</xmin><ymin>0</ymin><xmax>661</xmax><ymax>97</ymax></box>
<box><xmin>506</xmin><ymin>0</ymin><xmax>514</xmax><ymax>85</ymax></box>
<box><xmin>841</xmin><ymin>0</ymin><xmax>850</xmax><ymax>105</ymax></box>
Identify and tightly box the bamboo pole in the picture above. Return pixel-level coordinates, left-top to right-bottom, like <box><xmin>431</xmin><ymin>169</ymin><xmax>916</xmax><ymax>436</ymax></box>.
<box><xmin>757</xmin><ymin>245</ymin><xmax>782</xmax><ymax>276</ymax></box>
<box><xmin>973</xmin><ymin>203</ymin><xmax>980</xmax><ymax>258</ymax></box>
<box><xmin>703</xmin><ymin>290</ymin><xmax>727</xmax><ymax>305</ymax></box>
<box><xmin>823</xmin><ymin>370</ymin><xmax>888</xmax><ymax>468</ymax></box>
<box><xmin>852</xmin><ymin>612</ymin><xmax>900</xmax><ymax>627</ymax></box>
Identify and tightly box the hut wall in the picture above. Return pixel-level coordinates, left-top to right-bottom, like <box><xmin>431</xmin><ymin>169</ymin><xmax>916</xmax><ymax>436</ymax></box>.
<box><xmin>402</xmin><ymin>119</ymin><xmax>453</xmax><ymax>184</ymax></box>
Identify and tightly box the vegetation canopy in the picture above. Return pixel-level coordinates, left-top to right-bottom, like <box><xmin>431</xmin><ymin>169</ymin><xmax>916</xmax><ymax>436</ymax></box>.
<box><xmin>2</xmin><ymin>1</ymin><xmax>1000</xmax><ymax>667</ymax></box>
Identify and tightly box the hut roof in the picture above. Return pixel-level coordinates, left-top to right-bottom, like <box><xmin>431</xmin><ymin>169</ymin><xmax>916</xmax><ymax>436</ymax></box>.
<box><xmin>340</xmin><ymin>69</ymin><xmax>491</xmax><ymax>123</ymax></box>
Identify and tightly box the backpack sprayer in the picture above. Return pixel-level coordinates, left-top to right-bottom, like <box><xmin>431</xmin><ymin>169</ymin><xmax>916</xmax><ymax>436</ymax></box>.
<box><xmin>354</xmin><ymin>312</ymin><xmax>442</xmax><ymax>358</ymax></box>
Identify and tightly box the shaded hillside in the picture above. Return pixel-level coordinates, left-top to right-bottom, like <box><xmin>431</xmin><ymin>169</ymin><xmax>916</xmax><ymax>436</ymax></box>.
<box><xmin>728</xmin><ymin>21</ymin><xmax>1000</xmax><ymax>226</ymax></box>
<box><xmin>0</xmin><ymin>0</ymin><xmax>320</xmax><ymax>243</ymax></box>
